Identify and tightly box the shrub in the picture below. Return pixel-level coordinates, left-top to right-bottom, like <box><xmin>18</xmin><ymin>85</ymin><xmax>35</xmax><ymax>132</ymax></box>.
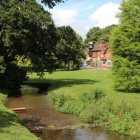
<box><xmin>59</xmin><ymin>99</ymin><xmax>84</xmax><ymax>115</ymax></box>
<box><xmin>50</xmin><ymin>93</ymin><xmax>68</xmax><ymax>108</ymax></box>
<box><xmin>80</xmin><ymin>92</ymin><xmax>94</xmax><ymax>103</ymax></box>
<box><xmin>107</xmin><ymin>101</ymin><xmax>139</xmax><ymax>134</ymax></box>
<box><xmin>94</xmin><ymin>88</ymin><xmax>106</xmax><ymax>101</ymax></box>
<box><xmin>80</xmin><ymin>99</ymin><xmax>113</xmax><ymax>124</ymax></box>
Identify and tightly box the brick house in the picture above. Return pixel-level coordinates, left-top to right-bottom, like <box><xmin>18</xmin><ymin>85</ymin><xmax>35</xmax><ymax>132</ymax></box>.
<box><xmin>88</xmin><ymin>38</ymin><xmax>113</xmax><ymax>68</ymax></box>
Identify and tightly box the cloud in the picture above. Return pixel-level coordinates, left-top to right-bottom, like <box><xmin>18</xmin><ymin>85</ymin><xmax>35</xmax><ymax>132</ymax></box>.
<box><xmin>46</xmin><ymin>2</ymin><xmax>120</xmax><ymax>39</ymax></box>
<box><xmin>48</xmin><ymin>9</ymin><xmax>78</xmax><ymax>26</ymax></box>
<box><xmin>89</xmin><ymin>2</ymin><xmax>120</xmax><ymax>28</ymax></box>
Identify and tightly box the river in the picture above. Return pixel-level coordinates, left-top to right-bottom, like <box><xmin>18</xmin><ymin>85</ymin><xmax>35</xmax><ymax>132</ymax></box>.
<box><xmin>6</xmin><ymin>85</ymin><xmax>132</xmax><ymax>140</ymax></box>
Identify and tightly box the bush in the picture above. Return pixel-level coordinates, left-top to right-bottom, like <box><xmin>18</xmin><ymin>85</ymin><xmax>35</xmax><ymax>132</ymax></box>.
<box><xmin>50</xmin><ymin>93</ymin><xmax>68</xmax><ymax>108</ymax></box>
<box><xmin>59</xmin><ymin>99</ymin><xmax>84</xmax><ymax>115</ymax></box>
<box><xmin>80</xmin><ymin>92</ymin><xmax>94</xmax><ymax>103</ymax></box>
<box><xmin>80</xmin><ymin>99</ymin><xmax>113</xmax><ymax>124</ymax></box>
<box><xmin>107</xmin><ymin>101</ymin><xmax>139</xmax><ymax>134</ymax></box>
<box><xmin>94</xmin><ymin>88</ymin><xmax>106</xmax><ymax>101</ymax></box>
<box><xmin>80</xmin><ymin>88</ymin><xmax>106</xmax><ymax>103</ymax></box>
<box><xmin>50</xmin><ymin>89</ymin><xmax>140</xmax><ymax>137</ymax></box>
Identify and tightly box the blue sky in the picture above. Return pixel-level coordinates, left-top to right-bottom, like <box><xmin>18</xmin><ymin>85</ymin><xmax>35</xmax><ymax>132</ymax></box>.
<box><xmin>37</xmin><ymin>0</ymin><xmax>122</xmax><ymax>38</ymax></box>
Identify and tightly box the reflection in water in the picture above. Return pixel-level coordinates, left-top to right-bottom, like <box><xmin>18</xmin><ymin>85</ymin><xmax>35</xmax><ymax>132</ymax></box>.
<box><xmin>6</xmin><ymin>85</ymin><xmax>131</xmax><ymax>140</ymax></box>
<box><xmin>36</xmin><ymin>128</ymin><xmax>129</xmax><ymax>140</ymax></box>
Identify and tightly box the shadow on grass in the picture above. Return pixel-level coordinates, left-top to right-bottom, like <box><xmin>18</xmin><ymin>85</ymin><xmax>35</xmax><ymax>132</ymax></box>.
<box><xmin>24</xmin><ymin>78</ymin><xmax>99</xmax><ymax>93</ymax></box>
<box><xmin>0</xmin><ymin>110</ymin><xmax>18</xmax><ymax>129</ymax></box>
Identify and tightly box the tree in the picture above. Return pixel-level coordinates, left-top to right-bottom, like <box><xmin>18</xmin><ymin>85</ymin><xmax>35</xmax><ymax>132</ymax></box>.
<box><xmin>110</xmin><ymin>0</ymin><xmax>140</xmax><ymax>92</ymax></box>
<box><xmin>84</xmin><ymin>25</ymin><xmax>117</xmax><ymax>46</ymax></box>
<box><xmin>41</xmin><ymin>0</ymin><xmax>65</xmax><ymax>8</ymax></box>
<box><xmin>0</xmin><ymin>0</ymin><xmax>59</xmax><ymax>96</ymax></box>
<box><xmin>56</xmin><ymin>26</ymin><xmax>84</xmax><ymax>70</ymax></box>
<box><xmin>0</xmin><ymin>0</ymin><xmax>65</xmax><ymax>8</ymax></box>
<box><xmin>85</xmin><ymin>27</ymin><xmax>102</xmax><ymax>45</ymax></box>
<box><xmin>100</xmin><ymin>25</ymin><xmax>117</xmax><ymax>42</ymax></box>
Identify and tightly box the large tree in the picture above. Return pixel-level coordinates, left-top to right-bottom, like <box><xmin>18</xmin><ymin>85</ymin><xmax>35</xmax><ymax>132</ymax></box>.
<box><xmin>84</xmin><ymin>25</ymin><xmax>117</xmax><ymax>46</ymax></box>
<box><xmin>111</xmin><ymin>0</ymin><xmax>140</xmax><ymax>92</ymax></box>
<box><xmin>0</xmin><ymin>0</ymin><xmax>65</xmax><ymax>8</ymax></box>
<box><xmin>56</xmin><ymin>26</ymin><xmax>83</xmax><ymax>70</ymax></box>
<box><xmin>0</xmin><ymin>0</ymin><xmax>59</xmax><ymax>96</ymax></box>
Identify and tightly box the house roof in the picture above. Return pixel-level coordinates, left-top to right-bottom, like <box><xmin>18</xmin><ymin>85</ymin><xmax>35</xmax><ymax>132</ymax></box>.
<box><xmin>92</xmin><ymin>44</ymin><xmax>102</xmax><ymax>51</ymax></box>
<box><xmin>91</xmin><ymin>42</ymin><xmax>109</xmax><ymax>52</ymax></box>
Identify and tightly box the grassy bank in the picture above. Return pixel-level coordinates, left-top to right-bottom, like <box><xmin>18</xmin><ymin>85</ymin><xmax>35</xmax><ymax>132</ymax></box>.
<box><xmin>29</xmin><ymin>70</ymin><xmax>140</xmax><ymax>138</ymax></box>
<box><xmin>0</xmin><ymin>93</ymin><xmax>39</xmax><ymax>140</ymax></box>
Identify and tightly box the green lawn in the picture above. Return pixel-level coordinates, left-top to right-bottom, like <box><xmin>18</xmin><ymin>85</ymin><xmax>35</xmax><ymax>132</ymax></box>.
<box><xmin>29</xmin><ymin>69</ymin><xmax>140</xmax><ymax>138</ymax></box>
<box><xmin>0</xmin><ymin>93</ymin><xmax>39</xmax><ymax>140</ymax></box>
<box><xmin>29</xmin><ymin>69</ymin><xmax>139</xmax><ymax>109</ymax></box>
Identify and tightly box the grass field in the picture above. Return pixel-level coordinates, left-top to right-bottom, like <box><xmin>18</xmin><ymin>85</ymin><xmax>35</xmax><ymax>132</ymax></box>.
<box><xmin>29</xmin><ymin>69</ymin><xmax>139</xmax><ymax>109</ymax></box>
<box><xmin>29</xmin><ymin>69</ymin><xmax>140</xmax><ymax>138</ymax></box>
<box><xmin>0</xmin><ymin>93</ymin><xmax>39</xmax><ymax>140</ymax></box>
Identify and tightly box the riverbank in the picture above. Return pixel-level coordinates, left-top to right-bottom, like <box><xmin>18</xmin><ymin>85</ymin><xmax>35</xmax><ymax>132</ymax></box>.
<box><xmin>29</xmin><ymin>69</ymin><xmax>140</xmax><ymax>138</ymax></box>
<box><xmin>0</xmin><ymin>93</ymin><xmax>39</xmax><ymax>140</ymax></box>
<box><xmin>6</xmin><ymin>89</ymin><xmax>132</xmax><ymax>140</ymax></box>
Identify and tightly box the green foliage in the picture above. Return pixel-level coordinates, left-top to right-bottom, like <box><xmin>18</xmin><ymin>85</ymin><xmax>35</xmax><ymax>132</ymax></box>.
<box><xmin>84</xmin><ymin>25</ymin><xmax>117</xmax><ymax>45</ymax></box>
<box><xmin>80</xmin><ymin>99</ymin><xmax>113</xmax><ymax>124</ymax></box>
<box><xmin>60</xmin><ymin>99</ymin><xmax>84</xmax><ymax>115</ymax></box>
<box><xmin>51</xmin><ymin>94</ymin><xmax>67</xmax><ymax>108</ymax></box>
<box><xmin>56</xmin><ymin>26</ymin><xmax>84</xmax><ymax>70</ymax></box>
<box><xmin>41</xmin><ymin>0</ymin><xmax>65</xmax><ymax>8</ymax></box>
<box><xmin>85</xmin><ymin>27</ymin><xmax>102</xmax><ymax>44</ymax></box>
<box><xmin>80</xmin><ymin>92</ymin><xmax>94</xmax><ymax>103</ymax></box>
<box><xmin>80</xmin><ymin>88</ymin><xmax>106</xmax><ymax>103</ymax></box>
<box><xmin>0</xmin><ymin>0</ymin><xmax>59</xmax><ymax>96</ymax></box>
<box><xmin>51</xmin><ymin>88</ymin><xmax>106</xmax><ymax>116</ymax></box>
<box><xmin>107</xmin><ymin>101</ymin><xmax>137</xmax><ymax>134</ymax></box>
<box><xmin>93</xmin><ymin>88</ymin><xmax>106</xmax><ymax>101</ymax></box>
<box><xmin>0</xmin><ymin>56</ymin><xmax>5</xmax><ymax>73</ymax></box>
<box><xmin>111</xmin><ymin>0</ymin><xmax>140</xmax><ymax>92</ymax></box>
<box><xmin>112</xmin><ymin>57</ymin><xmax>140</xmax><ymax>92</ymax></box>
<box><xmin>50</xmin><ymin>93</ymin><xmax>84</xmax><ymax>115</ymax></box>
<box><xmin>80</xmin><ymin>99</ymin><xmax>139</xmax><ymax>135</ymax></box>
<box><xmin>0</xmin><ymin>63</ymin><xmax>27</xmax><ymax>96</ymax></box>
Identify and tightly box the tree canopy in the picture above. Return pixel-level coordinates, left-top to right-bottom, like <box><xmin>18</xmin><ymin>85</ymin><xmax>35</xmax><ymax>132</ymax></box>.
<box><xmin>41</xmin><ymin>0</ymin><xmax>65</xmax><ymax>8</ymax></box>
<box><xmin>0</xmin><ymin>0</ymin><xmax>59</xmax><ymax>96</ymax></box>
<box><xmin>84</xmin><ymin>25</ymin><xmax>117</xmax><ymax>46</ymax></box>
<box><xmin>0</xmin><ymin>0</ymin><xmax>84</xmax><ymax>96</ymax></box>
<box><xmin>111</xmin><ymin>0</ymin><xmax>140</xmax><ymax>92</ymax></box>
<box><xmin>56</xmin><ymin>26</ymin><xmax>83</xmax><ymax>70</ymax></box>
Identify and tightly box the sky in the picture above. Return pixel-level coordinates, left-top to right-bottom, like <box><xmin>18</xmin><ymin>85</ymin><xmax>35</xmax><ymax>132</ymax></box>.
<box><xmin>36</xmin><ymin>0</ymin><xmax>122</xmax><ymax>38</ymax></box>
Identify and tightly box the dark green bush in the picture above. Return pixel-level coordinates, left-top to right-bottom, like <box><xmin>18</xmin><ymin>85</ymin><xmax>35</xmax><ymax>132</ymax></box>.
<box><xmin>94</xmin><ymin>88</ymin><xmax>106</xmax><ymax>101</ymax></box>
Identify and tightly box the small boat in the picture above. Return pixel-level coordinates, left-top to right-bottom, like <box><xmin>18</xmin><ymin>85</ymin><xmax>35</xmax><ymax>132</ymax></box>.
<box><xmin>12</xmin><ymin>107</ymin><xmax>26</xmax><ymax>111</ymax></box>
